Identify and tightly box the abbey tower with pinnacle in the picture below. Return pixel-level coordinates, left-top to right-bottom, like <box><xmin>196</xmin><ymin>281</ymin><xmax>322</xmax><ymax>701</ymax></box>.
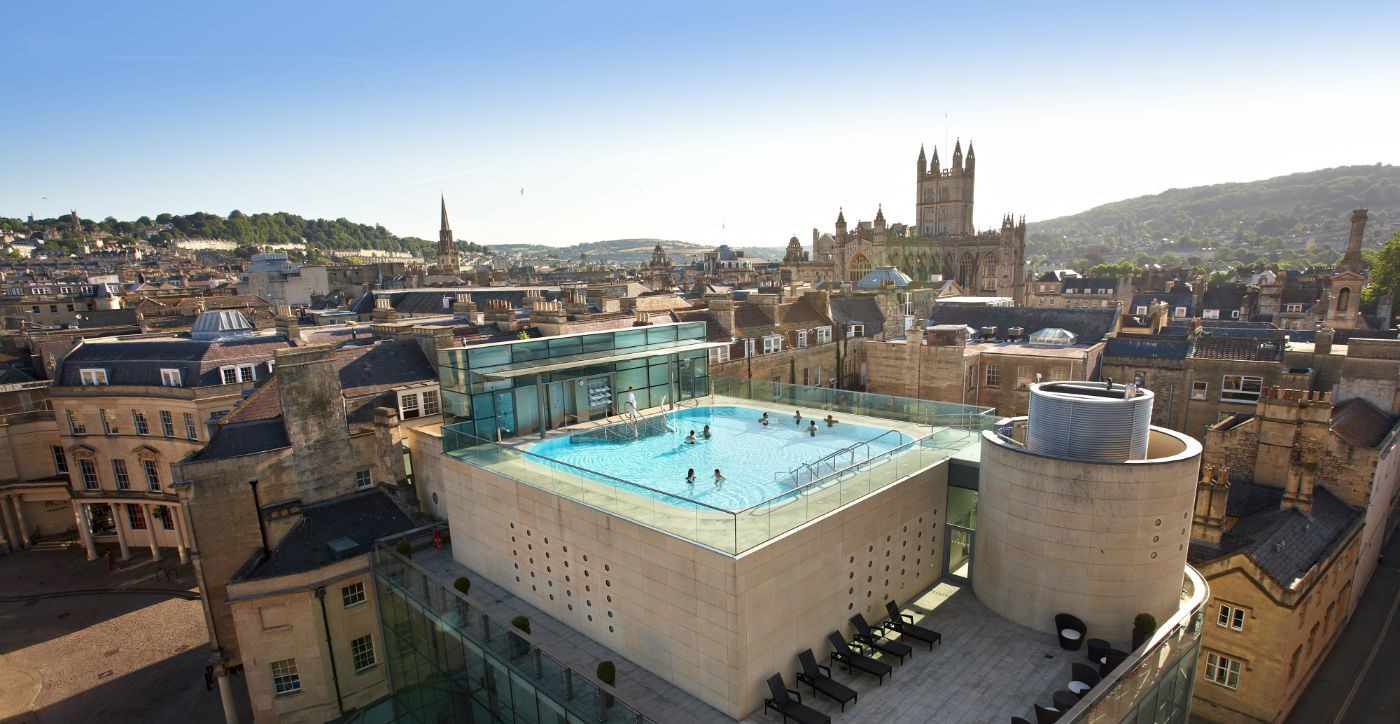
<box><xmin>813</xmin><ymin>139</ymin><xmax>1026</xmax><ymax>304</ymax></box>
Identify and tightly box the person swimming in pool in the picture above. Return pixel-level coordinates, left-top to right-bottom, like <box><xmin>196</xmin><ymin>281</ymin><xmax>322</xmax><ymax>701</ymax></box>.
<box><xmin>702</xmin><ymin>425</ymin><xmax>711</xmax><ymax>439</ymax></box>
<box><xmin>794</xmin><ymin>410</ymin><xmax>802</xmax><ymax>425</ymax></box>
<box><xmin>684</xmin><ymin>430</ymin><xmax>696</xmax><ymax>444</ymax></box>
<box><xmin>825</xmin><ymin>414</ymin><xmax>838</xmax><ymax>427</ymax></box>
<box><xmin>759</xmin><ymin>412</ymin><xmax>770</xmax><ymax>426</ymax></box>
<box><xmin>686</xmin><ymin>468</ymin><xmax>696</xmax><ymax>484</ymax></box>
<box><xmin>808</xmin><ymin>420</ymin><xmax>818</xmax><ymax>436</ymax></box>
<box><xmin>714</xmin><ymin>468</ymin><xmax>725</xmax><ymax>485</ymax></box>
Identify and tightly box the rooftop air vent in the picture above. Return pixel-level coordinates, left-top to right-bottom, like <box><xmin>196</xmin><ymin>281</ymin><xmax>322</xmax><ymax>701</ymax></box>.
<box><xmin>1026</xmin><ymin>381</ymin><xmax>1154</xmax><ymax>461</ymax></box>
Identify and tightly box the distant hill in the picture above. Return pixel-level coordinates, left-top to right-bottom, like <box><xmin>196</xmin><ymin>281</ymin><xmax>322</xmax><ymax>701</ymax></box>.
<box><xmin>1</xmin><ymin>210</ymin><xmax>489</xmax><ymax>259</ymax></box>
<box><xmin>490</xmin><ymin>238</ymin><xmax>785</xmax><ymax>265</ymax></box>
<box><xmin>1027</xmin><ymin>164</ymin><xmax>1400</xmax><ymax>269</ymax></box>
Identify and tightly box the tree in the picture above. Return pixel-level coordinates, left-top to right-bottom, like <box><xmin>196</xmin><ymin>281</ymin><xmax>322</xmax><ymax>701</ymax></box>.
<box><xmin>1363</xmin><ymin>231</ymin><xmax>1400</xmax><ymax>306</ymax></box>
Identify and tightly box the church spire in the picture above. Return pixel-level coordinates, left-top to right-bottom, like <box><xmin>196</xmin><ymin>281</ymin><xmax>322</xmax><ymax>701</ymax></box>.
<box><xmin>434</xmin><ymin>195</ymin><xmax>460</xmax><ymax>274</ymax></box>
<box><xmin>917</xmin><ymin>144</ymin><xmax>927</xmax><ymax>178</ymax></box>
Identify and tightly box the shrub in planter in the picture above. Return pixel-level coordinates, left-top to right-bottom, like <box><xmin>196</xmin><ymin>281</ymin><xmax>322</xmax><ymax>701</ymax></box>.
<box><xmin>395</xmin><ymin>538</ymin><xmax>412</xmax><ymax>558</ymax></box>
<box><xmin>510</xmin><ymin>615</ymin><xmax>531</xmax><ymax>655</ymax></box>
<box><xmin>453</xmin><ymin>577</ymin><xmax>471</xmax><ymax>621</ymax></box>
<box><xmin>1132</xmin><ymin>612</ymin><xmax>1157</xmax><ymax>649</ymax></box>
<box><xmin>597</xmin><ymin>660</ymin><xmax>616</xmax><ymax>707</ymax></box>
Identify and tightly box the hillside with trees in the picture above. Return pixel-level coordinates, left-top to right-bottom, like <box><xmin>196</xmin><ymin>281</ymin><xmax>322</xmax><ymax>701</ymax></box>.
<box><xmin>491</xmin><ymin>238</ymin><xmax>725</xmax><ymax>265</ymax></box>
<box><xmin>1</xmin><ymin>210</ymin><xmax>489</xmax><ymax>259</ymax></box>
<box><xmin>1027</xmin><ymin>164</ymin><xmax>1400</xmax><ymax>271</ymax></box>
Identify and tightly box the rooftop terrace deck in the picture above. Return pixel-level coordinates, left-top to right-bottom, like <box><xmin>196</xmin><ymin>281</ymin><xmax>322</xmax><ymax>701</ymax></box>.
<box><xmin>397</xmin><ymin>541</ymin><xmax>1136</xmax><ymax>724</ymax></box>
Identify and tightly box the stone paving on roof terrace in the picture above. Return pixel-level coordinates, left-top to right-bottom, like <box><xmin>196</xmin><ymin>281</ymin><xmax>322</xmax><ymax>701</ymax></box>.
<box><xmin>415</xmin><ymin>546</ymin><xmax>1093</xmax><ymax>724</ymax></box>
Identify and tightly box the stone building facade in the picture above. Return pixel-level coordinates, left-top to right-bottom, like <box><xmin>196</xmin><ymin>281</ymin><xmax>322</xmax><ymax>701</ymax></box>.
<box><xmin>0</xmin><ymin>379</ymin><xmax>68</xmax><ymax>551</ymax></box>
<box><xmin>865</xmin><ymin>324</ymin><xmax>1105</xmax><ymax>417</ymax></box>
<box><xmin>51</xmin><ymin>317</ymin><xmax>290</xmax><ymax>564</ymax></box>
<box><xmin>177</xmin><ymin>342</ymin><xmax>429</xmax><ymax>722</ymax></box>
<box><xmin>1187</xmin><ymin>386</ymin><xmax>1400</xmax><ymax>723</ymax></box>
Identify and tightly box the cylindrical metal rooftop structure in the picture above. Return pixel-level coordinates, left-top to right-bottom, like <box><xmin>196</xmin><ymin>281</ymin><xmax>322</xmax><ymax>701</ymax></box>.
<box><xmin>1026</xmin><ymin>381</ymin><xmax>1154</xmax><ymax>461</ymax></box>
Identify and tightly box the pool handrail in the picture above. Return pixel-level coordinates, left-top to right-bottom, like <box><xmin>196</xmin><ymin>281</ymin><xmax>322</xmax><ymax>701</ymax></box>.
<box><xmin>805</xmin><ymin>428</ymin><xmax>905</xmax><ymax>480</ymax></box>
<box><xmin>738</xmin><ymin>430</ymin><xmax>963</xmax><ymax>515</ymax></box>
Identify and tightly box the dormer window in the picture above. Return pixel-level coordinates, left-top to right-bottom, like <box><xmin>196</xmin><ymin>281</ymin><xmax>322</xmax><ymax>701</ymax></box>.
<box><xmin>220</xmin><ymin>364</ymin><xmax>257</xmax><ymax>384</ymax></box>
<box><xmin>762</xmin><ymin>335</ymin><xmax>783</xmax><ymax>354</ymax></box>
<box><xmin>160</xmin><ymin>368</ymin><xmax>182</xmax><ymax>387</ymax></box>
<box><xmin>397</xmin><ymin>386</ymin><xmax>442</xmax><ymax>419</ymax></box>
<box><xmin>80</xmin><ymin>368</ymin><xmax>109</xmax><ymax>386</ymax></box>
<box><xmin>815</xmin><ymin>326</ymin><xmax>833</xmax><ymax>344</ymax></box>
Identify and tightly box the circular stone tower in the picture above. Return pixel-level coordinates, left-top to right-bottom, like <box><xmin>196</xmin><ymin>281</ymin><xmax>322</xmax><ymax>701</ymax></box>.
<box><xmin>974</xmin><ymin>382</ymin><xmax>1201</xmax><ymax>638</ymax></box>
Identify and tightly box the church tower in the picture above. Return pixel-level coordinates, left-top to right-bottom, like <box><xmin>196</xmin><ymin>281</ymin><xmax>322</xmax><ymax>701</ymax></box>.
<box><xmin>915</xmin><ymin>139</ymin><xmax>975</xmax><ymax>237</ymax></box>
<box><xmin>434</xmin><ymin>195</ymin><xmax>460</xmax><ymax>274</ymax></box>
<box><xmin>1339</xmin><ymin>209</ymin><xmax>1368</xmax><ymax>273</ymax></box>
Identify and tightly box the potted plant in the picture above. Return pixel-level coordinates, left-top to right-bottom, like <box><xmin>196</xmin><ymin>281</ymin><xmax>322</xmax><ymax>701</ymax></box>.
<box><xmin>1132</xmin><ymin>612</ymin><xmax>1157</xmax><ymax>650</ymax></box>
<box><xmin>510</xmin><ymin>615</ymin><xmax>531</xmax><ymax>656</ymax></box>
<box><xmin>395</xmin><ymin>538</ymin><xmax>412</xmax><ymax>558</ymax></box>
<box><xmin>453</xmin><ymin>577</ymin><xmax>471</xmax><ymax>622</ymax></box>
<box><xmin>597</xmin><ymin>660</ymin><xmax>616</xmax><ymax>708</ymax></box>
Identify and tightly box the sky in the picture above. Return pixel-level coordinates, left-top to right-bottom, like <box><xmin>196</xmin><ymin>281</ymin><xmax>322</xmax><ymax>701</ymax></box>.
<box><xmin>3</xmin><ymin>1</ymin><xmax>1398</xmax><ymax>248</ymax></box>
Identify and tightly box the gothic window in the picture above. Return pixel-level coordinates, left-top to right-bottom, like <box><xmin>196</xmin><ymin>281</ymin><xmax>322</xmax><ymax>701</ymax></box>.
<box><xmin>958</xmin><ymin>253</ymin><xmax>975</xmax><ymax>287</ymax></box>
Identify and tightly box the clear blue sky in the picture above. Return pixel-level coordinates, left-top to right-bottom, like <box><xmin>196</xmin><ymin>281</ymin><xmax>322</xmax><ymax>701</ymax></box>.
<box><xmin>3</xmin><ymin>1</ymin><xmax>1397</xmax><ymax>247</ymax></box>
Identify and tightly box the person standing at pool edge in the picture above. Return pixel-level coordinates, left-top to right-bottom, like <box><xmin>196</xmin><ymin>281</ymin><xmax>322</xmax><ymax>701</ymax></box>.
<box><xmin>626</xmin><ymin>386</ymin><xmax>638</xmax><ymax>420</ymax></box>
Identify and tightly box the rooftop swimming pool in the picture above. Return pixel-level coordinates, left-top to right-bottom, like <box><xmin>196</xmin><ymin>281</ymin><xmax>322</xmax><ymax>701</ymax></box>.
<box><xmin>525</xmin><ymin>405</ymin><xmax>913</xmax><ymax>512</ymax></box>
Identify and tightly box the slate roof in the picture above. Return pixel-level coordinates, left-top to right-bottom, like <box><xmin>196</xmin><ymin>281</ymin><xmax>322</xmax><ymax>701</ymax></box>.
<box><xmin>1190</xmin><ymin>335</ymin><xmax>1285</xmax><ymax>362</ymax></box>
<box><xmin>1223</xmin><ymin>480</ymin><xmax>1284</xmax><ymax>519</ymax></box>
<box><xmin>0</xmin><ymin>364</ymin><xmax>37</xmax><ymax>384</ymax></box>
<box><xmin>231</xmin><ymin>488</ymin><xmax>415</xmax><ymax>581</ymax></box>
<box><xmin>1281</xmin><ymin>286</ymin><xmax>1319</xmax><ymax>304</ymax></box>
<box><xmin>779</xmin><ymin>297</ymin><xmax>833</xmax><ymax>329</ymax></box>
<box><xmin>732</xmin><ymin>304</ymin><xmax>775</xmax><ymax>338</ymax></box>
<box><xmin>1330</xmin><ymin>398</ymin><xmax>1394</xmax><ymax>448</ymax></box>
<box><xmin>1199</xmin><ymin>284</ymin><xmax>1249</xmax><ymax>313</ymax></box>
<box><xmin>929</xmin><ymin>306</ymin><xmax>1117</xmax><ymax>344</ymax></box>
<box><xmin>59</xmin><ymin>335</ymin><xmax>290</xmax><ymax>387</ymax></box>
<box><xmin>1200</xmin><ymin>487</ymin><xmax>1362</xmax><ymax>588</ymax></box>
<box><xmin>1102</xmin><ymin>337</ymin><xmax>1192</xmax><ymax>360</ymax></box>
<box><xmin>211</xmin><ymin>340</ymin><xmax>437</xmax><ymax>428</ymax></box>
<box><xmin>1129</xmin><ymin>293</ymin><xmax>1193</xmax><ymax>315</ymax></box>
<box><xmin>191</xmin><ymin>418</ymin><xmax>290</xmax><ymax>461</ymax></box>
<box><xmin>830</xmin><ymin>297</ymin><xmax>885</xmax><ymax>336</ymax></box>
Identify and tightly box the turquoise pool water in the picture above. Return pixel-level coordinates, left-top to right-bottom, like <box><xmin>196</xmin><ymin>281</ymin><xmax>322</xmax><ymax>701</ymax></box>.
<box><xmin>525</xmin><ymin>405</ymin><xmax>911</xmax><ymax>512</ymax></box>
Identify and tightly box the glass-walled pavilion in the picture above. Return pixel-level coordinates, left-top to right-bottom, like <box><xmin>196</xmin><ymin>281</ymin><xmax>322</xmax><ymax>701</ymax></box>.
<box><xmin>439</xmin><ymin>322</ymin><xmax>716</xmax><ymax>440</ymax></box>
